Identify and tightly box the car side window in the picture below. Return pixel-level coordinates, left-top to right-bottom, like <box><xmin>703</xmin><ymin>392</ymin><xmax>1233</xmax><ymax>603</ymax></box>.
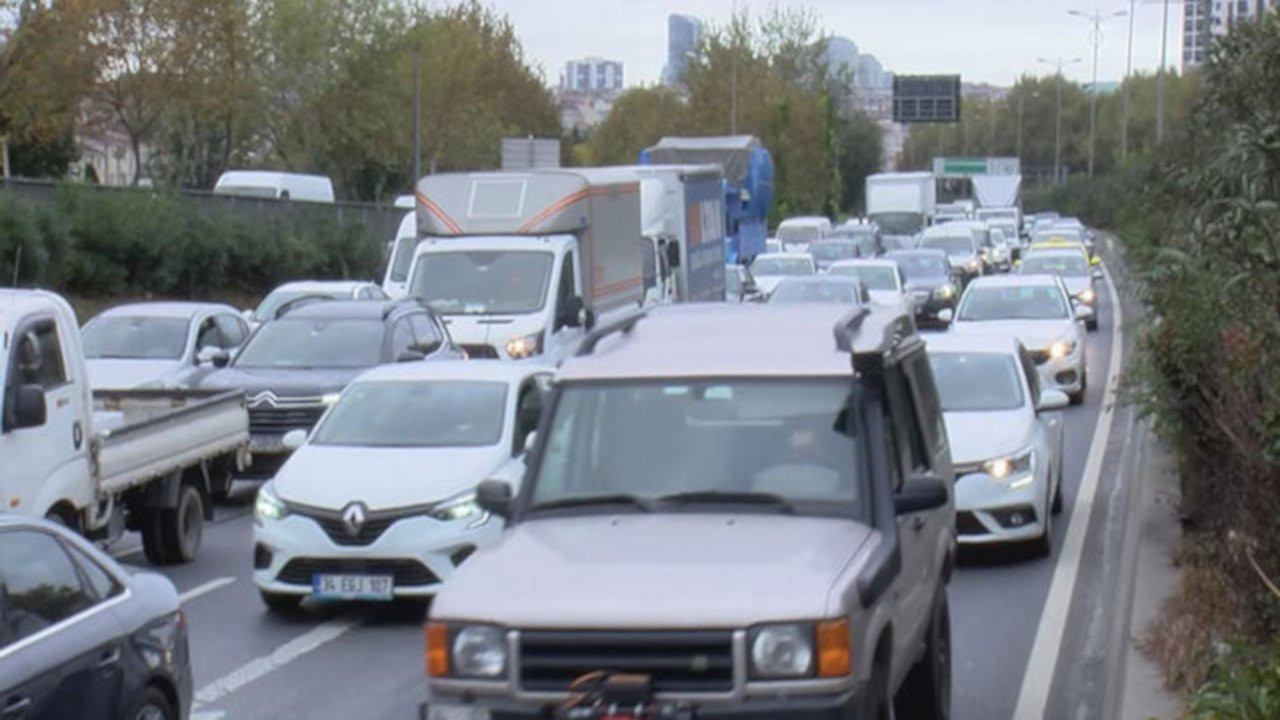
<box><xmin>16</xmin><ymin>322</ymin><xmax>68</xmax><ymax>388</ymax></box>
<box><xmin>641</xmin><ymin>238</ymin><xmax>657</xmax><ymax>291</ymax></box>
<box><xmin>885</xmin><ymin>364</ymin><xmax>931</xmax><ymax>475</ymax></box>
<box><xmin>554</xmin><ymin>252</ymin><xmax>577</xmax><ymax>329</ymax></box>
<box><xmin>905</xmin><ymin>352</ymin><xmax>947</xmax><ymax>460</ymax></box>
<box><xmin>1019</xmin><ymin>349</ymin><xmax>1042</xmax><ymax>407</ymax></box>
<box><xmin>0</xmin><ymin>530</ymin><xmax>97</xmax><ymax>648</ymax></box>
<box><xmin>64</xmin><ymin>542</ymin><xmax>121</xmax><ymax>601</ymax></box>
<box><xmin>389</xmin><ymin>318</ymin><xmax>415</xmax><ymax>358</ymax></box>
<box><xmin>407</xmin><ymin>312</ymin><xmax>441</xmax><ymax>349</ymax></box>
<box><xmin>196</xmin><ymin>317</ymin><xmax>223</xmax><ymax>350</ymax></box>
<box><xmin>880</xmin><ymin>401</ymin><xmax>904</xmax><ymax>492</ymax></box>
<box><xmin>514</xmin><ymin>380</ymin><xmax>543</xmax><ymax>455</ymax></box>
<box><xmin>214</xmin><ymin>314</ymin><xmax>247</xmax><ymax>348</ymax></box>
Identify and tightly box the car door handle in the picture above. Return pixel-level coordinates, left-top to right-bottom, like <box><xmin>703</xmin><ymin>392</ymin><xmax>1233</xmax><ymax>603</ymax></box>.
<box><xmin>911</xmin><ymin>515</ymin><xmax>927</xmax><ymax>532</ymax></box>
<box><xmin>97</xmin><ymin>646</ymin><xmax>121</xmax><ymax>671</ymax></box>
<box><xmin>1</xmin><ymin>697</ymin><xmax>31</xmax><ymax>718</ymax></box>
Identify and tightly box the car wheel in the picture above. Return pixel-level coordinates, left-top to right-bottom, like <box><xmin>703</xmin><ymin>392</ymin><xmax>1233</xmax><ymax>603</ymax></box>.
<box><xmin>129</xmin><ymin>685</ymin><xmax>175</xmax><ymax>720</ymax></box>
<box><xmin>139</xmin><ymin>508</ymin><xmax>173</xmax><ymax>565</ymax></box>
<box><xmin>895</xmin><ymin>587</ymin><xmax>951</xmax><ymax>720</ymax></box>
<box><xmin>261</xmin><ymin>590</ymin><xmax>303</xmax><ymax>615</ymax></box>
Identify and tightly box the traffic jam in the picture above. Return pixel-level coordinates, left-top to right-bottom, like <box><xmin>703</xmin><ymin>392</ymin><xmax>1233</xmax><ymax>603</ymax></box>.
<box><xmin>1</xmin><ymin>155</ymin><xmax>1109</xmax><ymax>720</ymax></box>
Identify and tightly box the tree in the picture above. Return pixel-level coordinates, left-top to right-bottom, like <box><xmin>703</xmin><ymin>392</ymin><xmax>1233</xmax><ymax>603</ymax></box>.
<box><xmin>835</xmin><ymin>112</ymin><xmax>882</xmax><ymax>215</ymax></box>
<box><xmin>582</xmin><ymin>87</ymin><xmax>687</xmax><ymax>166</ymax></box>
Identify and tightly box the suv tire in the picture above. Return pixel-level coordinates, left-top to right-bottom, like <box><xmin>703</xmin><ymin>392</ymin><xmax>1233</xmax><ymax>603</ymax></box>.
<box><xmin>895</xmin><ymin>588</ymin><xmax>952</xmax><ymax>720</ymax></box>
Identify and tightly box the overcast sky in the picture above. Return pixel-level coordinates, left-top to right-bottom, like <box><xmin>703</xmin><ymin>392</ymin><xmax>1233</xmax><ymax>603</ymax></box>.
<box><xmin>470</xmin><ymin>0</ymin><xmax>1183</xmax><ymax>88</ymax></box>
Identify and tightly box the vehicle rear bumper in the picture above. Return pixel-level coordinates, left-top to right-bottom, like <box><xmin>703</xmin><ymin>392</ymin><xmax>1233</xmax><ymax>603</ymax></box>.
<box><xmin>425</xmin><ymin>688</ymin><xmax>867</xmax><ymax>719</ymax></box>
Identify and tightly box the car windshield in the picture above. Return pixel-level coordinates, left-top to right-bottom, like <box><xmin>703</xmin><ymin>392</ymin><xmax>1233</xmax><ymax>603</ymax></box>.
<box><xmin>312</xmin><ymin>381</ymin><xmax>508</xmax><ymax>447</ymax></box>
<box><xmin>769</xmin><ymin>279</ymin><xmax>861</xmax><ymax>305</ymax></box>
<box><xmin>252</xmin><ymin>289</ymin><xmax>348</xmax><ymax>322</ymax></box>
<box><xmin>410</xmin><ymin>250</ymin><xmax>553</xmax><ymax>315</ymax></box>
<box><xmin>891</xmin><ymin>254</ymin><xmax>947</xmax><ymax>279</ymax></box>
<box><xmin>1021</xmin><ymin>253</ymin><xmax>1089</xmax><ymax>276</ymax></box>
<box><xmin>921</xmin><ymin>235</ymin><xmax>976</xmax><ymax>256</ymax></box>
<box><xmin>530</xmin><ymin>379</ymin><xmax>865</xmax><ymax>517</ymax></box>
<box><xmin>930</xmin><ymin>352</ymin><xmax>1026</xmax><ymax>412</ymax></box>
<box><xmin>869</xmin><ymin>212</ymin><xmax>923</xmax><ymax>236</ymax></box>
<box><xmin>82</xmin><ymin>316</ymin><xmax>188</xmax><ymax>360</ymax></box>
<box><xmin>233</xmin><ymin>318</ymin><xmax>384</xmax><ymax>368</ymax></box>
<box><xmin>750</xmin><ymin>256</ymin><xmax>813</xmax><ymax>276</ymax></box>
<box><xmin>808</xmin><ymin>242</ymin><xmax>858</xmax><ymax>262</ymax></box>
<box><xmin>958</xmin><ymin>285</ymin><xmax>1071</xmax><ymax>321</ymax></box>
<box><xmin>777</xmin><ymin>224</ymin><xmax>823</xmax><ymax>243</ymax></box>
<box><xmin>829</xmin><ymin>265</ymin><xmax>898</xmax><ymax>290</ymax></box>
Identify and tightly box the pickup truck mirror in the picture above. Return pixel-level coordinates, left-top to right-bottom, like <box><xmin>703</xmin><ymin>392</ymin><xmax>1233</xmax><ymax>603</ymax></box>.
<box><xmin>8</xmin><ymin>384</ymin><xmax>46</xmax><ymax>430</ymax></box>
<box><xmin>476</xmin><ymin>479</ymin><xmax>514</xmax><ymax>518</ymax></box>
<box><xmin>281</xmin><ymin>429</ymin><xmax>308</xmax><ymax>451</ymax></box>
<box><xmin>894</xmin><ymin>473</ymin><xmax>950</xmax><ymax>515</ymax></box>
<box><xmin>936</xmin><ymin>308</ymin><xmax>954</xmax><ymax>324</ymax></box>
<box><xmin>557</xmin><ymin>296</ymin><xmax>585</xmax><ymax>330</ymax></box>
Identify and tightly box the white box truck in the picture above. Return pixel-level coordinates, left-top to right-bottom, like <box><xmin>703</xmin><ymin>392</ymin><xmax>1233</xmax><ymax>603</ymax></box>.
<box><xmin>865</xmin><ymin>172</ymin><xmax>937</xmax><ymax>248</ymax></box>
<box><xmin>629</xmin><ymin>164</ymin><xmax>727</xmax><ymax>305</ymax></box>
<box><xmin>1</xmin><ymin>289</ymin><xmax>250</xmax><ymax>564</ymax></box>
<box><xmin>406</xmin><ymin>169</ymin><xmax>645</xmax><ymax>363</ymax></box>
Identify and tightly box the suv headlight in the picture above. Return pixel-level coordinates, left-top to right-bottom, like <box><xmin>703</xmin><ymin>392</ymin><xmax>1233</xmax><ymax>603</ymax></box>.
<box><xmin>984</xmin><ymin>447</ymin><xmax>1036</xmax><ymax>488</ymax></box>
<box><xmin>431</xmin><ymin>492</ymin><xmax>489</xmax><ymax>527</ymax></box>
<box><xmin>505</xmin><ymin>331</ymin><xmax>544</xmax><ymax>359</ymax></box>
<box><xmin>428</xmin><ymin>624</ymin><xmax>507</xmax><ymax>678</ymax></box>
<box><xmin>255</xmin><ymin>483</ymin><xmax>288</xmax><ymax>521</ymax></box>
<box><xmin>750</xmin><ymin>624</ymin><xmax>814</xmax><ymax>678</ymax></box>
<box><xmin>1048</xmin><ymin>338</ymin><xmax>1078</xmax><ymax>359</ymax></box>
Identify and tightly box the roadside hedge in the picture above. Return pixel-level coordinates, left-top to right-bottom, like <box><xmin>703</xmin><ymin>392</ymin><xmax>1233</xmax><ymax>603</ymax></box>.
<box><xmin>0</xmin><ymin>184</ymin><xmax>386</xmax><ymax>299</ymax></box>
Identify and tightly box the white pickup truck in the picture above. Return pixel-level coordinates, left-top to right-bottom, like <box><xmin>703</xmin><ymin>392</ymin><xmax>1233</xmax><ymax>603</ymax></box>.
<box><xmin>1</xmin><ymin>289</ymin><xmax>250</xmax><ymax>564</ymax></box>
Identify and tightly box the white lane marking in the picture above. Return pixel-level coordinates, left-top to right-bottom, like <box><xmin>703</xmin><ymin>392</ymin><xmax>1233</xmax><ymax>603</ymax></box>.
<box><xmin>1013</xmin><ymin>263</ymin><xmax>1125</xmax><ymax>719</ymax></box>
<box><xmin>193</xmin><ymin>619</ymin><xmax>360</xmax><ymax>706</ymax></box>
<box><xmin>111</xmin><ymin>546</ymin><xmax>142</xmax><ymax>559</ymax></box>
<box><xmin>190</xmin><ymin>712</ymin><xmax>226</xmax><ymax>720</ymax></box>
<box><xmin>179</xmin><ymin>577</ymin><xmax>236</xmax><ymax>604</ymax></box>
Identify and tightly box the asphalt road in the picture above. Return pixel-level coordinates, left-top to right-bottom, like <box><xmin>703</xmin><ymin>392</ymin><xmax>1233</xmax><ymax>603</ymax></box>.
<box><xmin>107</xmin><ymin>245</ymin><xmax>1145</xmax><ymax>720</ymax></box>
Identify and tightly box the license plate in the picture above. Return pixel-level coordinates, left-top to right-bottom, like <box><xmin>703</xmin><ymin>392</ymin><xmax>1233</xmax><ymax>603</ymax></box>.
<box><xmin>312</xmin><ymin>574</ymin><xmax>394</xmax><ymax>601</ymax></box>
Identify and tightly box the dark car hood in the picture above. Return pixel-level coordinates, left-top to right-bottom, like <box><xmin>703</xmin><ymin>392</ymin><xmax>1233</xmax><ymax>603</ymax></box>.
<box><xmin>197</xmin><ymin>366</ymin><xmax>367</xmax><ymax>396</ymax></box>
<box><xmin>903</xmin><ymin>274</ymin><xmax>950</xmax><ymax>289</ymax></box>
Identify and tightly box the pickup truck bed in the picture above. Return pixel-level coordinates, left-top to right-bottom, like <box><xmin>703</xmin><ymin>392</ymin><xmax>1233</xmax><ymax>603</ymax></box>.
<box><xmin>92</xmin><ymin>390</ymin><xmax>249</xmax><ymax>497</ymax></box>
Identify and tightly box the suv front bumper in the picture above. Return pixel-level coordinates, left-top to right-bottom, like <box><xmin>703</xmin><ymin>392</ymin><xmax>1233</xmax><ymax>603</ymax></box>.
<box><xmin>425</xmin><ymin>687</ymin><xmax>867</xmax><ymax>719</ymax></box>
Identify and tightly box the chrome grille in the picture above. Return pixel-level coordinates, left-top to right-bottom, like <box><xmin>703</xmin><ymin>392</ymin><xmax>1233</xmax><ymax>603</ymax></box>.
<box><xmin>519</xmin><ymin>630</ymin><xmax>735</xmax><ymax>693</ymax></box>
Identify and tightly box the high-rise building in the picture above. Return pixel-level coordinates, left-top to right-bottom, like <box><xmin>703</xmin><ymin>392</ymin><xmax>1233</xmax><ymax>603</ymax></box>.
<box><xmin>663</xmin><ymin>14</ymin><xmax>703</xmax><ymax>86</ymax></box>
<box><xmin>1184</xmin><ymin>0</ymin><xmax>1278</xmax><ymax>69</ymax></box>
<box><xmin>560</xmin><ymin>57</ymin><xmax>624</xmax><ymax>95</ymax></box>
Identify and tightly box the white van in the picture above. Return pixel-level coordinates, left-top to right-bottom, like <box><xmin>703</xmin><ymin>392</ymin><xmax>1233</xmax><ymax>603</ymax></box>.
<box><xmin>383</xmin><ymin>210</ymin><xmax>418</xmax><ymax>299</ymax></box>
<box><xmin>213</xmin><ymin>171</ymin><xmax>335</xmax><ymax>203</ymax></box>
<box><xmin>776</xmin><ymin>215</ymin><xmax>833</xmax><ymax>251</ymax></box>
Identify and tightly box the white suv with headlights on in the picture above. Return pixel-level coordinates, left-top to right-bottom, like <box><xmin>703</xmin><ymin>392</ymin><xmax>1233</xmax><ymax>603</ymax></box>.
<box><xmin>252</xmin><ymin>360</ymin><xmax>552</xmax><ymax>612</ymax></box>
<box><xmin>949</xmin><ymin>274</ymin><xmax>1090</xmax><ymax>404</ymax></box>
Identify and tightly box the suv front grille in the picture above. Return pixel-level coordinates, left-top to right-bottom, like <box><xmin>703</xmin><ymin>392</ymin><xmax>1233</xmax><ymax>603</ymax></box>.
<box><xmin>276</xmin><ymin>558</ymin><xmax>438</xmax><ymax>587</ymax></box>
<box><xmin>248</xmin><ymin>405</ymin><xmax>326</xmax><ymax>434</ymax></box>
<box><xmin>519</xmin><ymin>630</ymin><xmax>734</xmax><ymax>693</ymax></box>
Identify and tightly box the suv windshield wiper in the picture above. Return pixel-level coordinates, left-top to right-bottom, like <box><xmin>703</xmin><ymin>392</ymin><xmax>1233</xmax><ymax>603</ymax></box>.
<box><xmin>654</xmin><ymin>491</ymin><xmax>795</xmax><ymax>514</ymax></box>
<box><xmin>529</xmin><ymin>494</ymin><xmax>653</xmax><ymax>513</ymax></box>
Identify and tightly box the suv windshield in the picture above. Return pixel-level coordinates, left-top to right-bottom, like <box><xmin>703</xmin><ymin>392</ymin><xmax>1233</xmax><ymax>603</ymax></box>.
<box><xmin>411</xmin><ymin>250</ymin><xmax>553</xmax><ymax>315</ymax></box>
<box><xmin>234</xmin><ymin>317</ymin><xmax>384</xmax><ymax>368</ymax></box>
<box><xmin>929</xmin><ymin>352</ymin><xmax>1026</xmax><ymax>412</ymax></box>
<box><xmin>958</xmin><ymin>285</ymin><xmax>1070</xmax><ymax>321</ymax></box>
<box><xmin>829</xmin><ymin>265</ymin><xmax>898</xmax><ymax>290</ymax></box>
<box><xmin>769</xmin><ymin>279</ymin><xmax>861</xmax><ymax>305</ymax></box>
<box><xmin>751</xmin><ymin>256</ymin><xmax>813</xmax><ymax>276</ymax></box>
<box><xmin>82</xmin><ymin>317</ymin><xmax>188</xmax><ymax>360</ymax></box>
<box><xmin>530</xmin><ymin>379</ymin><xmax>865</xmax><ymax>517</ymax></box>
<box><xmin>922</xmin><ymin>235</ymin><xmax>977</xmax><ymax>257</ymax></box>
<box><xmin>312</xmin><ymin>381</ymin><xmax>507</xmax><ymax>447</ymax></box>
<box><xmin>1020</xmin><ymin>253</ymin><xmax>1089</xmax><ymax>276</ymax></box>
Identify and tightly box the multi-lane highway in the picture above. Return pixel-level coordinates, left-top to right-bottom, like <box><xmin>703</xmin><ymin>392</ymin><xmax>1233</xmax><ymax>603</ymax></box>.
<box><xmin>102</xmin><ymin>240</ymin><xmax>1151</xmax><ymax>720</ymax></box>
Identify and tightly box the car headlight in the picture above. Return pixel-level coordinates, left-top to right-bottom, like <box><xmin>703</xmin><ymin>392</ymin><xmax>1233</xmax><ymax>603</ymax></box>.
<box><xmin>431</xmin><ymin>492</ymin><xmax>490</xmax><ymax>527</ymax></box>
<box><xmin>452</xmin><ymin>625</ymin><xmax>507</xmax><ymax>678</ymax></box>
<box><xmin>321</xmin><ymin>392</ymin><xmax>341</xmax><ymax>406</ymax></box>
<box><xmin>934</xmin><ymin>284</ymin><xmax>956</xmax><ymax>300</ymax></box>
<box><xmin>505</xmin><ymin>331</ymin><xmax>544</xmax><ymax>359</ymax></box>
<box><xmin>255</xmin><ymin>484</ymin><xmax>288</xmax><ymax>521</ymax></box>
<box><xmin>984</xmin><ymin>447</ymin><xmax>1036</xmax><ymax>487</ymax></box>
<box><xmin>966</xmin><ymin>259</ymin><xmax>981</xmax><ymax>272</ymax></box>
<box><xmin>750</xmin><ymin>623</ymin><xmax>814</xmax><ymax>678</ymax></box>
<box><xmin>1048</xmin><ymin>338</ymin><xmax>1078</xmax><ymax>359</ymax></box>
<box><xmin>1076</xmin><ymin>288</ymin><xmax>1096</xmax><ymax>304</ymax></box>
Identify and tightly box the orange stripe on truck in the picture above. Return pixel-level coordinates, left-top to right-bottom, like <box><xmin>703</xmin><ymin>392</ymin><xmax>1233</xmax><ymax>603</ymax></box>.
<box><xmin>415</xmin><ymin>192</ymin><xmax>463</xmax><ymax>234</ymax></box>
<box><xmin>517</xmin><ymin>183</ymin><xmax>641</xmax><ymax>234</ymax></box>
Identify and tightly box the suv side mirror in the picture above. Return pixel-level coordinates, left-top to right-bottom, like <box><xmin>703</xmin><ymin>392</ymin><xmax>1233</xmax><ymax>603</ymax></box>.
<box><xmin>197</xmin><ymin>346</ymin><xmax>230</xmax><ymax>367</ymax></box>
<box><xmin>476</xmin><ymin>479</ymin><xmax>514</xmax><ymax>519</ymax></box>
<box><xmin>1037</xmin><ymin>390</ymin><xmax>1070</xmax><ymax>412</ymax></box>
<box><xmin>895</xmin><ymin>472</ymin><xmax>950</xmax><ymax>515</ymax></box>
<box><xmin>936</xmin><ymin>308</ymin><xmax>954</xmax><ymax>324</ymax></box>
<box><xmin>557</xmin><ymin>296</ymin><xmax>585</xmax><ymax>329</ymax></box>
<box><xmin>7</xmin><ymin>384</ymin><xmax>46</xmax><ymax>430</ymax></box>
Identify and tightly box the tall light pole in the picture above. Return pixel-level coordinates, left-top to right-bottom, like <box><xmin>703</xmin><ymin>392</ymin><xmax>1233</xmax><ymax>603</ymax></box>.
<box><xmin>1069</xmin><ymin>8</ymin><xmax>1127</xmax><ymax>177</ymax></box>
<box><xmin>1120</xmin><ymin>0</ymin><xmax>1136</xmax><ymax>162</ymax></box>
<box><xmin>1038</xmin><ymin>57</ymin><xmax>1083</xmax><ymax>184</ymax></box>
<box><xmin>730</xmin><ymin>0</ymin><xmax>739</xmax><ymax>135</ymax></box>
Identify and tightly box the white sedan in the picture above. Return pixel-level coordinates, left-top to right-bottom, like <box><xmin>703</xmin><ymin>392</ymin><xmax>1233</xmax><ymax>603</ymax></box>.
<box><xmin>927</xmin><ymin>333</ymin><xmax>1068</xmax><ymax>556</ymax></box>
<box><xmin>826</xmin><ymin>259</ymin><xmax>910</xmax><ymax>309</ymax></box>
<box><xmin>252</xmin><ymin>360</ymin><xmax>553</xmax><ymax>612</ymax></box>
<box><xmin>747</xmin><ymin>252</ymin><xmax>816</xmax><ymax>297</ymax></box>
<box><xmin>81</xmin><ymin>302</ymin><xmax>249</xmax><ymax>390</ymax></box>
<box><xmin>949</xmin><ymin>274</ymin><xmax>1091</xmax><ymax>404</ymax></box>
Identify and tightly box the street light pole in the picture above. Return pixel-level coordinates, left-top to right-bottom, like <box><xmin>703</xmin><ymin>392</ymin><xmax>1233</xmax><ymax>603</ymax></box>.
<box><xmin>1069</xmin><ymin>9</ymin><xmax>1127</xmax><ymax>177</ymax></box>
<box><xmin>1038</xmin><ymin>57</ymin><xmax>1082</xmax><ymax>184</ymax></box>
<box><xmin>413</xmin><ymin>50</ymin><xmax>421</xmax><ymax>181</ymax></box>
<box><xmin>730</xmin><ymin>0</ymin><xmax>739</xmax><ymax>135</ymax></box>
<box><xmin>1120</xmin><ymin>0</ymin><xmax>1136</xmax><ymax>162</ymax></box>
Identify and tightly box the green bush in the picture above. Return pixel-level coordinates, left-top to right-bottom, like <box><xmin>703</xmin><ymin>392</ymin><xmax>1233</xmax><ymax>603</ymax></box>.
<box><xmin>0</xmin><ymin>184</ymin><xmax>386</xmax><ymax>299</ymax></box>
<box><xmin>1189</xmin><ymin>644</ymin><xmax>1280</xmax><ymax>720</ymax></box>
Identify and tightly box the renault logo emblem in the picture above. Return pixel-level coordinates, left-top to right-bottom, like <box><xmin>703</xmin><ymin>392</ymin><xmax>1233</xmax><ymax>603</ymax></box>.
<box><xmin>341</xmin><ymin>502</ymin><xmax>367</xmax><ymax>537</ymax></box>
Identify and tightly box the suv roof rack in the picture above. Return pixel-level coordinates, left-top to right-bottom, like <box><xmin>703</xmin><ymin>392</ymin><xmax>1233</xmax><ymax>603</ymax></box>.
<box><xmin>575</xmin><ymin>309</ymin><xmax>648</xmax><ymax>357</ymax></box>
<box><xmin>274</xmin><ymin>294</ymin><xmax>337</xmax><ymax>319</ymax></box>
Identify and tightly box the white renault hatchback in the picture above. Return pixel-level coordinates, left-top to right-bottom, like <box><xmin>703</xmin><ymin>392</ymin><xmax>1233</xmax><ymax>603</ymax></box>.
<box><xmin>252</xmin><ymin>360</ymin><xmax>552</xmax><ymax>612</ymax></box>
<box><xmin>927</xmin><ymin>333</ymin><xmax>1068</xmax><ymax>556</ymax></box>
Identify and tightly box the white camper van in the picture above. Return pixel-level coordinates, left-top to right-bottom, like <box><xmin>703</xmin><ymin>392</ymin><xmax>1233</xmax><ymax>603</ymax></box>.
<box><xmin>213</xmin><ymin>171</ymin><xmax>335</xmax><ymax>203</ymax></box>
